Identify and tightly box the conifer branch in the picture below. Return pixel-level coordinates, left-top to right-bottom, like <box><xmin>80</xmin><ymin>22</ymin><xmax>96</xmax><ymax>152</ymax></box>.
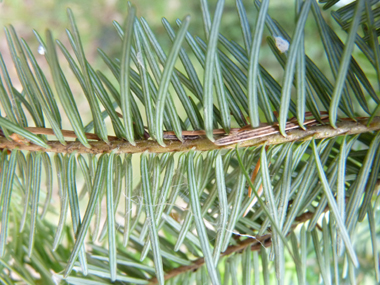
<box><xmin>1</xmin><ymin>117</ymin><xmax>379</xmax><ymax>154</ymax></box>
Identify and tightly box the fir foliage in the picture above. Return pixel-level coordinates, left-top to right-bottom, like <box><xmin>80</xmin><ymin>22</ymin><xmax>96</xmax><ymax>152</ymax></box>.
<box><xmin>0</xmin><ymin>0</ymin><xmax>380</xmax><ymax>284</ymax></box>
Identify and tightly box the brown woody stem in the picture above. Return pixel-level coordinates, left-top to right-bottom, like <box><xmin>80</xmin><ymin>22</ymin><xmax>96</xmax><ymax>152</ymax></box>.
<box><xmin>0</xmin><ymin>117</ymin><xmax>379</xmax><ymax>154</ymax></box>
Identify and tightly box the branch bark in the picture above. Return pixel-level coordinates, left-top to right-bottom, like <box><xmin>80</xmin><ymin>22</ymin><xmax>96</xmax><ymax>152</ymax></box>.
<box><xmin>0</xmin><ymin>117</ymin><xmax>379</xmax><ymax>154</ymax></box>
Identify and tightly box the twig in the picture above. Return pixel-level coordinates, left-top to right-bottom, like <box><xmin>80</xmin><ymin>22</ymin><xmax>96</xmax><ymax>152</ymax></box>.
<box><xmin>0</xmin><ymin>117</ymin><xmax>379</xmax><ymax>154</ymax></box>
